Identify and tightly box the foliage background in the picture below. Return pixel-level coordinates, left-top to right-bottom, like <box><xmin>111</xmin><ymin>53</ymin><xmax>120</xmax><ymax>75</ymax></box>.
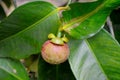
<box><xmin>0</xmin><ymin>0</ymin><xmax>120</xmax><ymax>80</ymax></box>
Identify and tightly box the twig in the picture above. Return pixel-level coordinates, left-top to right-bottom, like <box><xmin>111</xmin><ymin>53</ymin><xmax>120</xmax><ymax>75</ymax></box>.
<box><xmin>67</xmin><ymin>0</ymin><xmax>72</xmax><ymax>6</ymax></box>
<box><xmin>12</xmin><ymin>0</ymin><xmax>17</xmax><ymax>8</ymax></box>
<box><xmin>107</xmin><ymin>17</ymin><xmax>115</xmax><ymax>38</ymax></box>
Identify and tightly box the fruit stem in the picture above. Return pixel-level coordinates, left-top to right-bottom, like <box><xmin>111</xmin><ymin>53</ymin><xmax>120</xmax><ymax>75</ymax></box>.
<box><xmin>57</xmin><ymin>6</ymin><xmax>70</xmax><ymax>11</ymax></box>
<box><xmin>57</xmin><ymin>31</ymin><xmax>62</xmax><ymax>38</ymax></box>
<box><xmin>67</xmin><ymin>0</ymin><xmax>72</xmax><ymax>6</ymax></box>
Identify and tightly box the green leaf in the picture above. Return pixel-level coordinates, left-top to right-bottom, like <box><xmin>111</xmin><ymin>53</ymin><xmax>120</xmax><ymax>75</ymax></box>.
<box><xmin>0</xmin><ymin>58</ymin><xmax>29</xmax><ymax>80</ymax></box>
<box><xmin>68</xmin><ymin>29</ymin><xmax>120</xmax><ymax>80</ymax></box>
<box><xmin>105</xmin><ymin>0</ymin><xmax>120</xmax><ymax>8</ymax></box>
<box><xmin>62</xmin><ymin>0</ymin><xmax>120</xmax><ymax>39</ymax></box>
<box><xmin>0</xmin><ymin>1</ymin><xmax>60</xmax><ymax>59</ymax></box>
<box><xmin>38</xmin><ymin>56</ymin><xmax>76</xmax><ymax>80</ymax></box>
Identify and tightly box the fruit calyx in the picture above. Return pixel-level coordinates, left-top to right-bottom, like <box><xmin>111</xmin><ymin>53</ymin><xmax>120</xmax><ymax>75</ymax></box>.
<box><xmin>48</xmin><ymin>33</ymin><xmax>68</xmax><ymax>45</ymax></box>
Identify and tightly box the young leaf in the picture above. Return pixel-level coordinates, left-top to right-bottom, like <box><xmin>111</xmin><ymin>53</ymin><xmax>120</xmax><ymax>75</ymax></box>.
<box><xmin>38</xmin><ymin>56</ymin><xmax>76</xmax><ymax>80</ymax></box>
<box><xmin>0</xmin><ymin>1</ymin><xmax>60</xmax><ymax>59</ymax></box>
<box><xmin>68</xmin><ymin>29</ymin><xmax>120</xmax><ymax>80</ymax></box>
<box><xmin>0</xmin><ymin>58</ymin><xmax>29</xmax><ymax>80</ymax></box>
<box><xmin>62</xmin><ymin>0</ymin><xmax>120</xmax><ymax>39</ymax></box>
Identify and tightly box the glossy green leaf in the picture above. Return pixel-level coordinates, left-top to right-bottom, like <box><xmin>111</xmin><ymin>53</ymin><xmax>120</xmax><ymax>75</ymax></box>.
<box><xmin>0</xmin><ymin>1</ymin><xmax>60</xmax><ymax>59</ymax></box>
<box><xmin>62</xmin><ymin>0</ymin><xmax>120</xmax><ymax>39</ymax></box>
<box><xmin>38</xmin><ymin>56</ymin><xmax>76</xmax><ymax>80</ymax></box>
<box><xmin>68</xmin><ymin>29</ymin><xmax>120</xmax><ymax>80</ymax></box>
<box><xmin>0</xmin><ymin>58</ymin><xmax>29</xmax><ymax>80</ymax></box>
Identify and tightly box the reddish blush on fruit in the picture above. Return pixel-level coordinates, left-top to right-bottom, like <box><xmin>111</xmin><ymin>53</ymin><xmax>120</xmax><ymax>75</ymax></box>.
<box><xmin>41</xmin><ymin>40</ymin><xmax>69</xmax><ymax>64</ymax></box>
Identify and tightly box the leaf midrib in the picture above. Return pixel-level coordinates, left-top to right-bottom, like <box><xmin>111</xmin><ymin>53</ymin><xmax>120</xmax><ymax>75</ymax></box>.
<box><xmin>85</xmin><ymin>39</ymin><xmax>109</xmax><ymax>80</ymax></box>
<box><xmin>62</xmin><ymin>1</ymin><xmax>107</xmax><ymax>31</ymax></box>
<box><xmin>0</xmin><ymin>60</ymin><xmax>23</xmax><ymax>80</ymax></box>
<box><xmin>0</xmin><ymin>67</ymin><xmax>23</xmax><ymax>80</ymax></box>
<box><xmin>0</xmin><ymin>8</ymin><xmax>59</xmax><ymax>43</ymax></box>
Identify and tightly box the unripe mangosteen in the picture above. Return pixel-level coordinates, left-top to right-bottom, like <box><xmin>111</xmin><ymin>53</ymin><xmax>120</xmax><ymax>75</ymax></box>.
<box><xmin>41</xmin><ymin>40</ymin><xmax>69</xmax><ymax>64</ymax></box>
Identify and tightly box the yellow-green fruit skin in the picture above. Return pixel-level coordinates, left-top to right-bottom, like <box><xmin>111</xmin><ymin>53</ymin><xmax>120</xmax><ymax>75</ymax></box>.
<box><xmin>41</xmin><ymin>40</ymin><xmax>69</xmax><ymax>64</ymax></box>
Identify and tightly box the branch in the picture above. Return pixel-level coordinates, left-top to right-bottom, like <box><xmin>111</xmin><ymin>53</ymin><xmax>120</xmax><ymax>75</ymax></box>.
<box><xmin>107</xmin><ymin>17</ymin><xmax>115</xmax><ymax>38</ymax></box>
